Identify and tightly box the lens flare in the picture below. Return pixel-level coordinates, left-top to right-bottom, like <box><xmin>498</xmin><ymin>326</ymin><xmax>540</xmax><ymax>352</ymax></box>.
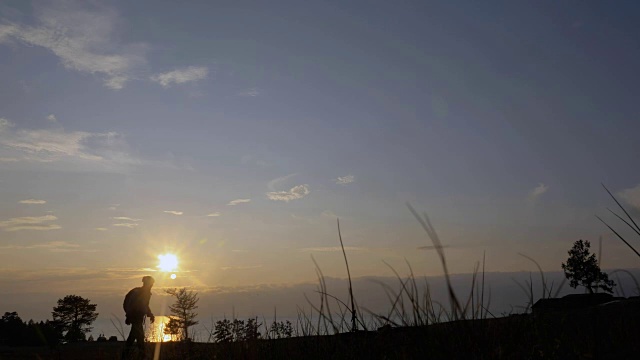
<box><xmin>158</xmin><ymin>254</ymin><xmax>178</xmax><ymax>272</ymax></box>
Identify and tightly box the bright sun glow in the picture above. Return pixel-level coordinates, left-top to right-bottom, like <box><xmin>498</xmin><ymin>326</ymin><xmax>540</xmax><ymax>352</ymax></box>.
<box><xmin>170</xmin><ymin>273</ymin><xmax>176</xmax><ymax>279</ymax></box>
<box><xmin>158</xmin><ymin>254</ymin><xmax>178</xmax><ymax>272</ymax></box>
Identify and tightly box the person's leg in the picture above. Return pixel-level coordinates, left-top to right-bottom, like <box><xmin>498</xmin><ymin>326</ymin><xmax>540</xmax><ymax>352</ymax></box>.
<box><xmin>134</xmin><ymin>319</ymin><xmax>146</xmax><ymax>353</ymax></box>
<box><xmin>122</xmin><ymin>319</ymin><xmax>143</xmax><ymax>359</ymax></box>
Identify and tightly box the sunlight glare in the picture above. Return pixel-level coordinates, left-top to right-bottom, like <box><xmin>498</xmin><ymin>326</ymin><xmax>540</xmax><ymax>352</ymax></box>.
<box><xmin>158</xmin><ymin>254</ymin><xmax>178</xmax><ymax>272</ymax></box>
<box><xmin>170</xmin><ymin>273</ymin><xmax>177</xmax><ymax>279</ymax></box>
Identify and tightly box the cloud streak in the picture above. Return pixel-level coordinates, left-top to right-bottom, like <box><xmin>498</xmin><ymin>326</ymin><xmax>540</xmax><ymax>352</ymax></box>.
<box><xmin>299</xmin><ymin>246</ymin><xmax>367</xmax><ymax>252</ymax></box>
<box><xmin>227</xmin><ymin>199</ymin><xmax>251</xmax><ymax>206</ymax></box>
<box><xmin>0</xmin><ymin>215</ymin><xmax>60</xmax><ymax>232</ymax></box>
<box><xmin>163</xmin><ymin>210</ymin><xmax>183</xmax><ymax>215</ymax></box>
<box><xmin>112</xmin><ymin>217</ymin><xmax>141</xmax><ymax>221</ymax></box>
<box><xmin>113</xmin><ymin>223</ymin><xmax>138</xmax><ymax>228</ymax></box>
<box><xmin>0</xmin><ymin>241</ymin><xmax>92</xmax><ymax>252</ymax></box>
<box><xmin>206</xmin><ymin>212</ymin><xmax>221</xmax><ymax>217</ymax></box>
<box><xmin>0</xmin><ymin>121</ymin><xmax>135</xmax><ymax>166</ymax></box>
<box><xmin>267</xmin><ymin>173</ymin><xmax>298</xmax><ymax>191</ymax></box>
<box><xmin>19</xmin><ymin>199</ymin><xmax>46</xmax><ymax>204</ymax></box>
<box><xmin>0</xmin><ymin>2</ymin><xmax>146</xmax><ymax>89</ymax></box>
<box><xmin>335</xmin><ymin>175</ymin><xmax>355</xmax><ymax>185</ymax></box>
<box><xmin>266</xmin><ymin>184</ymin><xmax>310</xmax><ymax>202</ymax></box>
<box><xmin>527</xmin><ymin>183</ymin><xmax>548</xmax><ymax>203</ymax></box>
<box><xmin>150</xmin><ymin>66</ymin><xmax>208</xmax><ymax>88</ymax></box>
<box><xmin>618</xmin><ymin>183</ymin><xmax>640</xmax><ymax>209</ymax></box>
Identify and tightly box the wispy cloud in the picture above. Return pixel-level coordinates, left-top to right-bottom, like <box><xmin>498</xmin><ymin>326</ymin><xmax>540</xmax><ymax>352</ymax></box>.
<box><xmin>267</xmin><ymin>173</ymin><xmax>298</xmax><ymax>191</ymax></box>
<box><xmin>112</xmin><ymin>216</ymin><xmax>141</xmax><ymax>221</ymax></box>
<box><xmin>206</xmin><ymin>212</ymin><xmax>221</xmax><ymax>217</ymax></box>
<box><xmin>618</xmin><ymin>183</ymin><xmax>640</xmax><ymax>209</ymax></box>
<box><xmin>299</xmin><ymin>246</ymin><xmax>367</xmax><ymax>252</ymax></box>
<box><xmin>95</xmin><ymin>227</ymin><xmax>108</xmax><ymax>231</ymax></box>
<box><xmin>0</xmin><ymin>121</ymin><xmax>135</xmax><ymax>165</ymax></box>
<box><xmin>227</xmin><ymin>199</ymin><xmax>251</xmax><ymax>206</ymax></box>
<box><xmin>238</xmin><ymin>87</ymin><xmax>260</xmax><ymax>97</ymax></box>
<box><xmin>0</xmin><ymin>2</ymin><xmax>146</xmax><ymax>89</ymax></box>
<box><xmin>527</xmin><ymin>183</ymin><xmax>548</xmax><ymax>203</ymax></box>
<box><xmin>266</xmin><ymin>184</ymin><xmax>310</xmax><ymax>202</ymax></box>
<box><xmin>0</xmin><ymin>215</ymin><xmax>61</xmax><ymax>231</ymax></box>
<box><xmin>19</xmin><ymin>199</ymin><xmax>46</xmax><ymax>204</ymax></box>
<box><xmin>0</xmin><ymin>157</ymin><xmax>19</xmax><ymax>162</ymax></box>
<box><xmin>220</xmin><ymin>265</ymin><xmax>263</xmax><ymax>271</ymax></box>
<box><xmin>335</xmin><ymin>175</ymin><xmax>355</xmax><ymax>185</ymax></box>
<box><xmin>112</xmin><ymin>223</ymin><xmax>138</xmax><ymax>228</ymax></box>
<box><xmin>0</xmin><ymin>118</ymin><xmax>12</xmax><ymax>131</ymax></box>
<box><xmin>321</xmin><ymin>210</ymin><xmax>337</xmax><ymax>218</ymax></box>
<box><xmin>150</xmin><ymin>66</ymin><xmax>208</xmax><ymax>88</ymax></box>
<box><xmin>46</xmin><ymin>114</ymin><xmax>57</xmax><ymax>123</ymax></box>
<box><xmin>0</xmin><ymin>241</ymin><xmax>93</xmax><ymax>252</ymax></box>
<box><xmin>163</xmin><ymin>210</ymin><xmax>183</xmax><ymax>215</ymax></box>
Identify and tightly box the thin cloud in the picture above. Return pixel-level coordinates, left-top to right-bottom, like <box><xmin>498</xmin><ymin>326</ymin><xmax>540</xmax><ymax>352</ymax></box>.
<box><xmin>19</xmin><ymin>199</ymin><xmax>46</xmax><ymax>204</ymax></box>
<box><xmin>150</xmin><ymin>66</ymin><xmax>208</xmax><ymax>88</ymax></box>
<box><xmin>46</xmin><ymin>114</ymin><xmax>57</xmax><ymax>122</ymax></box>
<box><xmin>163</xmin><ymin>210</ymin><xmax>183</xmax><ymax>215</ymax></box>
<box><xmin>238</xmin><ymin>87</ymin><xmax>260</xmax><ymax>97</ymax></box>
<box><xmin>227</xmin><ymin>199</ymin><xmax>251</xmax><ymax>206</ymax></box>
<box><xmin>0</xmin><ymin>241</ymin><xmax>87</xmax><ymax>252</ymax></box>
<box><xmin>0</xmin><ymin>122</ymin><xmax>135</xmax><ymax>165</ymax></box>
<box><xmin>335</xmin><ymin>175</ymin><xmax>355</xmax><ymax>185</ymax></box>
<box><xmin>267</xmin><ymin>173</ymin><xmax>298</xmax><ymax>191</ymax></box>
<box><xmin>321</xmin><ymin>210</ymin><xmax>337</xmax><ymax>218</ymax></box>
<box><xmin>112</xmin><ymin>216</ymin><xmax>141</xmax><ymax>221</ymax></box>
<box><xmin>618</xmin><ymin>183</ymin><xmax>640</xmax><ymax>209</ymax></box>
<box><xmin>0</xmin><ymin>2</ymin><xmax>146</xmax><ymax>89</ymax></box>
<box><xmin>0</xmin><ymin>157</ymin><xmax>19</xmax><ymax>162</ymax></box>
<box><xmin>299</xmin><ymin>246</ymin><xmax>367</xmax><ymax>252</ymax></box>
<box><xmin>206</xmin><ymin>212</ymin><xmax>221</xmax><ymax>217</ymax></box>
<box><xmin>95</xmin><ymin>228</ymin><xmax>108</xmax><ymax>231</ymax></box>
<box><xmin>0</xmin><ymin>215</ymin><xmax>60</xmax><ymax>232</ymax></box>
<box><xmin>220</xmin><ymin>265</ymin><xmax>263</xmax><ymax>271</ymax></box>
<box><xmin>266</xmin><ymin>184</ymin><xmax>310</xmax><ymax>202</ymax></box>
<box><xmin>112</xmin><ymin>223</ymin><xmax>138</xmax><ymax>228</ymax></box>
<box><xmin>527</xmin><ymin>183</ymin><xmax>548</xmax><ymax>203</ymax></box>
<box><xmin>417</xmin><ymin>245</ymin><xmax>451</xmax><ymax>250</ymax></box>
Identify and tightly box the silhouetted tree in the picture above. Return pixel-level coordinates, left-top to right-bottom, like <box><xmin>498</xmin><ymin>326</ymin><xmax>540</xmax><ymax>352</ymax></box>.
<box><xmin>51</xmin><ymin>295</ymin><xmax>98</xmax><ymax>342</ymax></box>
<box><xmin>562</xmin><ymin>240</ymin><xmax>615</xmax><ymax>294</ymax></box>
<box><xmin>1</xmin><ymin>312</ymin><xmax>25</xmax><ymax>345</ymax></box>
<box><xmin>268</xmin><ymin>320</ymin><xmax>293</xmax><ymax>339</ymax></box>
<box><xmin>164</xmin><ymin>288</ymin><xmax>199</xmax><ymax>341</ymax></box>
<box><xmin>0</xmin><ymin>312</ymin><xmax>61</xmax><ymax>347</ymax></box>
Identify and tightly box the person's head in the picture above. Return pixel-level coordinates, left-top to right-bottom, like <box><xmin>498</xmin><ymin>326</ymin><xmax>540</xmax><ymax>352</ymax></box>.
<box><xmin>142</xmin><ymin>276</ymin><xmax>155</xmax><ymax>289</ymax></box>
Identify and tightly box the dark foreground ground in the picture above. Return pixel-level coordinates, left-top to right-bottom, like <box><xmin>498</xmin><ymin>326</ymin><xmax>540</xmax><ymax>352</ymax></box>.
<box><xmin>2</xmin><ymin>300</ymin><xmax>639</xmax><ymax>360</ymax></box>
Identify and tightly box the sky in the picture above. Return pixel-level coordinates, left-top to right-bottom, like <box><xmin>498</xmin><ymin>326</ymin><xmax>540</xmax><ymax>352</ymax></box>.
<box><xmin>1</xmin><ymin>0</ymin><xmax>640</xmax><ymax>331</ymax></box>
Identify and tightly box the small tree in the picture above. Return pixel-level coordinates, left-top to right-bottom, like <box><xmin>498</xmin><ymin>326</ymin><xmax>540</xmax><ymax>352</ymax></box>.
<box><xmin>164</xmin><ymin>288</ymin><xmax>199</xmax><ymax>341</ymax></box>
<box><xmin>562</xmin><ymin>240</ymin><xmax>615</xmax><ymax>294</ymax></box>
<box><xmin>51</xmin><ymin>295</ymin><xmax>98</xmax><ymax>342</ymax></box>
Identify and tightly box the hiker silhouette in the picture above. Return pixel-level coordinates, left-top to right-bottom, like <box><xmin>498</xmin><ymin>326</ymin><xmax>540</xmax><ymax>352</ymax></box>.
<box><xmin>122</xmin><ymin>276</ymin><xmax>155</xmax><ymax>359</ymax></box>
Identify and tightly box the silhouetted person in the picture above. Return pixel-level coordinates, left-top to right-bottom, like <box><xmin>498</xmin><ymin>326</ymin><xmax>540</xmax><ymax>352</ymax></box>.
<box><xmin>122</xmin><ymin>276</ymin><xmax>155</xmax><ymax>359</ymax></box>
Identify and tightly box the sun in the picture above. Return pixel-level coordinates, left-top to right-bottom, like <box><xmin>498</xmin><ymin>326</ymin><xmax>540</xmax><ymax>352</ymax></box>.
<box><xmin>158</xmin><ymin>254</ymin><xmax>178</xmax><ymax>272</ymax></box>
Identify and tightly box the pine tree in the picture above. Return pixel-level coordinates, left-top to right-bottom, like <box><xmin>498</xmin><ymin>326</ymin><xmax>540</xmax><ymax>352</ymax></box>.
<box><xmin>51</xmin><ymin>295</ymin><xmax>98</xmax><ymax>342</ymax></box>
<box><xmin>164</xmin><ymin>288</ymin><xmax>199</xmax><ymax>341</ymax></box>
<box><xmin>562</xmin><ymin>240</ymin><xmax>615</xmax><ymax>294</ymax></box>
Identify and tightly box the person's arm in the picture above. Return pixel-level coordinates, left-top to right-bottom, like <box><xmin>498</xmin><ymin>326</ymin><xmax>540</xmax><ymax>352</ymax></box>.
<box><xmin>146</xmin><ymin>293</ymin><xmax>155</xmax><ymax>322</ymax></box>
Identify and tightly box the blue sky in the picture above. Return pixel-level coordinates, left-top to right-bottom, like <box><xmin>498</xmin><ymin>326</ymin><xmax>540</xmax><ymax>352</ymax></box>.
<box><xmin>1</xmin><ymin>0</ymin><xmax>640</xmax><ymax>324</ymax></box>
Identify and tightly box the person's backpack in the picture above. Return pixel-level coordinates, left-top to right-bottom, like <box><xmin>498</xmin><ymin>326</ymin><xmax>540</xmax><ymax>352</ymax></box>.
<box><xmin>123</xmin><ymin>287</ymin><xmax>143</xmax><ymax>316</ymax></box>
